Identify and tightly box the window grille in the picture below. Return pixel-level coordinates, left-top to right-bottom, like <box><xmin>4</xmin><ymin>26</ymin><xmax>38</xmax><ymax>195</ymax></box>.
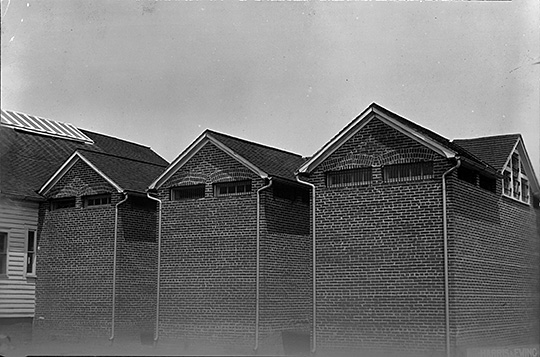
<box><xmin>83</xmin><ymin>194</ymin><xmax>111</xmax><ymax>208</ymax></box>
<box><xmin>214</xmin><ymin>180</ymin><xmax>252</xmax><ymax>196</ymax></box>
<box><xmin>383</xmin><ymin>162</ymin><xmax>433</xmax><ymax>183</ymax></box>
<box><xmin>171</xmin><ymin>184</ymin><xmax>206</xmax><ymax>200</ymax></box>
<box><xmin>50</xmin><ymin>197</ymin><xmax>76</xmax><ymax>210</ymax></box>
<box><xmin>326</xmin><ymin>168</ymin><xmax>372</xmax><ymax>188</ymax></box>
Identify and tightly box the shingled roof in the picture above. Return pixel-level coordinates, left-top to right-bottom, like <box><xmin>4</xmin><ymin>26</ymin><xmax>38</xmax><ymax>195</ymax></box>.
<box><xmin>0</xmin><ymin>110</ymin><xmax>168</xmax><ymax>200</ymax></box>
<box><xmin>149</xmin><ymin>129</ymin><xmax>307</xmax><ymax>190</ymax></box>
<box><xmin>453</xmin><ymin>134</ymin><xmax>521</xmax><ymax>172</ymax></box>
<box><xmin>297</xmin><ymin>103</ymin><xmax>499</xmax><ymax>175</ymax></box>
<box><xmin>207</xmin><ymin>131</ymin><xmax>307</xmax><ymax>181</ymax></box>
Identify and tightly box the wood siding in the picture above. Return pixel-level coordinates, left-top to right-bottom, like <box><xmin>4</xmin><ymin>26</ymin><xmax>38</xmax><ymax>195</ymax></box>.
<box><xmin>0</xmin><ymin>197</ymin><xmax>38</xmax><ymax>318</ymax></box>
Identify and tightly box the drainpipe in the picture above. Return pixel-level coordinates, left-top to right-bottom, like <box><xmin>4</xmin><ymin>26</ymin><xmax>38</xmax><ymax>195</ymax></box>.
<box><xmin>442</xmin><ymin>158</ymin><xmax>461</xmax><ymax>357</ymax></box>
<box><xmin>146</xmin><ymin>192</ymin><xmax>162</xmax><ymax>345</ymax></box>
<box><xmin>254</xmin><ymin>178</ymin><xmax>273</xmax><ymax>352</ymax></box>
<box><xmin>110</xmin><ymin>192</ymin><xmax>129</xmax><ymax>344</ymax></box>
<box><xmin>295</xmin><ymin>175</ymin><xmax>316</xmax><ymax>354</ymax></box>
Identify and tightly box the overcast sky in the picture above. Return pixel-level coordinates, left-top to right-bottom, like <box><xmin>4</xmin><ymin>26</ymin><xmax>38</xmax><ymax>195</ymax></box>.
<box><xmin>1</xmin><ymin>0</ymin><xmax>539</xmax><ymax>177</ymax></box>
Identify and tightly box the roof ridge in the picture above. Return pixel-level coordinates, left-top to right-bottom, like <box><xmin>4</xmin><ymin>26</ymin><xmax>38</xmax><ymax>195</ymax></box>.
<box><xmin>80</xmin><ymin>129</ymin><xmax>153</xmax><ymax>150</ymax></box>
<box><xmin>77</xmin><ymin>147</ymin><xmax>168</xmax><ymax>168</ymax></box>
<box><xmin>371</xmin><ymin>103</ymin><xmax>452</xmax><ymax>145</ymax></box>
<box><xmin>206</xmin><ymin>129</ymin><xmax>304</xmax><ymax>158</ymax></box>
<box><xmin>453</xmin><ymin>133</ymin><xmax>522</xmax><ymax>141</ymax></box>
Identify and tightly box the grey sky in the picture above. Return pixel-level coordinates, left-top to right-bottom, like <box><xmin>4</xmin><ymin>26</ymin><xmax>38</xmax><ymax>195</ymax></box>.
<box><xmin>1</xmin><ymin>0</ymin><xmax>539</xmax><ymax>177</ymax></box>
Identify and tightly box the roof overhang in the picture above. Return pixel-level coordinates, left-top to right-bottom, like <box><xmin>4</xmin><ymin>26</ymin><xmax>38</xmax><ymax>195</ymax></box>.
<box><xmin>38</xmin><ymin>151</ymin><xmax>123</xmax><ymax>196</ymax></box>
<box><xmin>148</xmin><ymin>131</ymin><xmax>268</xmax><ymax>190</ymax></box>
<box><xmin>296</xmin><ymin>104</ymin><xmax>456</xmax><ymax>174</ymax></box>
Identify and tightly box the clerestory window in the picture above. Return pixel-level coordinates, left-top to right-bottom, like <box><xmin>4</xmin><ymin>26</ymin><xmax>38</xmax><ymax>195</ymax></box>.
<box><xmin>214</xmin><ymin>180</ymin><xmax>252</xmax><ymax>196</ymax></box>
<box><xmin>50</xmin><ymin>197</ymin><xmax>76</xmax><ymax>210</ymax></box>
<box><xmin>503</xmin><ymin>151</ymin><xmax>529</xmax><ymax>204</ymax></box>
<box><xmin>383</xmin><ymin>162</ymin><xmax>433</xmax><ymax>183</ymax></box>
<box><xmin>171</xmin><ymin>184</ymin><xmax>206</xmax><ymax>200</ymax></box>
<box><xmin>83</xmin><ymin>194</ymin><xmax>111</xmax><ymax>208</ymax></box>
<box><xmin>326</xmin><ymin>168</ymin><xmax>372</xmax><ymax>188</ymax></box>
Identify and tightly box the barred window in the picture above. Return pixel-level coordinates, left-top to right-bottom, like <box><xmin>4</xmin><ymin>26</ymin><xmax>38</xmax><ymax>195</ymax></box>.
<box><xmin>83</xmin><ymin>194</ymin><xmax>111</xmax><ymax>208</ymax></box>
<box><xmin>171</xmin><ymin>184</ymin><xmax>205</xmax><ymax>200</ymax></box>
<box><xmin>50</xmin><ymin>197</ymin><xmax>76</xmax><ymax>210</ymax></box>
<box><xmin>326</xmin><ymin>168</ymin><xmax>372</xmax><ymax>188</ymax></box>
<box><xmin>383</xmin><ymin>162</ymin><xmax>433</xmax><ymax>183</ymax></box>
<box><xmin>214</xmin><ymin>180</ymin><xmax>252</xmax><ymax>196</ymax></box>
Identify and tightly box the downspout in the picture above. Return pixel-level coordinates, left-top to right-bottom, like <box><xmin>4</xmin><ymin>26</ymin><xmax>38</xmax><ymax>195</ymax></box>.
<box><xmin>146</xmin><ymin>192</ymin><xmax>162</xmax><ymax>345</ymax></box>
<box><xmin>110</xmin><ymin>192</ymin><xmax>129</xmax><ymax>344</ymax></box>
<box><xmin>442</xmin><ymin>158</ymin><xmax>461</xmax><ymax>357</ymax></box>
<box><xmin>295</xmin><ymin>175</ymin><xmax>316</xmax><ymax>354</ymax></box>
<box><xmin>254</xmin><ymin>178</ymin><xmax>273</xmax><ymax>352</ymax></box>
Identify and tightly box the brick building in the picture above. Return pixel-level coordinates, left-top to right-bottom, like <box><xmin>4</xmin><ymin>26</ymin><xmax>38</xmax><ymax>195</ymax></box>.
<box><xmin>1</xmin><ymin>103</ymin><xmax>538</xmax><ymax>356</ymax></box>
<box><xmin>296</xmin><ymin>103</ymin><xmax>540</xmax><ymax>356</ymax></box>
<box><xmin>0</xmin><ymin>110</ymin><xmax>167</xmax><ymax>343</ymax></box>
<box><xmin>147</xmin><ymin>130</ymin><xmax>312</xmax><ymax>352</ymax></box>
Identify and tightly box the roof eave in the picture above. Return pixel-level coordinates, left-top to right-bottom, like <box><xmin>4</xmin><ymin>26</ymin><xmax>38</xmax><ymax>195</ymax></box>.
<box><xmin>297</xmin><ymin>104</ymin><xmax>456</xmax><ymax>174</ymax></box>
<box><xmin>38</xmin><ymin>151</ymin><xmax>123</xmax><ymax>196</ymax></box>
<box><xmin>148</xmin><ymin>131</ymin><xmax>268</xmax><ymax>190</ymax></box>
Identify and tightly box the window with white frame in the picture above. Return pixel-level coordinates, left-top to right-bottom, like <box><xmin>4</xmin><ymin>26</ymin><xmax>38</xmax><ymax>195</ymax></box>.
<box><xmin>0</xmin><ymin>232</ymin><xmax>7</xmax><ymax>276</ymax></box>
<box><xmin>214</xmin><ymin>180</ymin><xmax>252</xmax><ymax>196</ymax></box>
<box><xmin>27</xmin><ymin>230</ymin><xmax>36</xmax><ymax>275</ymax></box>
<box><xmin>83</xmin><ymin>194</ymin><xmax>111</xmax><ymax>208</ymax></box>
<box><xmin>503</xmin><ymin>151</ymin><xmax>529</xmax><ymax>204</ymax></box>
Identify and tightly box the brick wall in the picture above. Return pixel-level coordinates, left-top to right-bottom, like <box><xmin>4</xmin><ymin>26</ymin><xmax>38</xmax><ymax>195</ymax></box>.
<box><xmin>264</xmin><ymin>184</ymin><xmax>310</xmax><ymax>236</ymax></box>
<box><xmin>259</xmin><ymin>188</ymin><xmax>312</xmax><ymax>341</ymax></box>
<box><xmin>34</xmin><ymin>159</ymin><xmax>158</xmax><ymax>342</ymax></box>
<box><xmin>448</xmin><ymin>173</ymin><xmax>540</xmax><ymax>354</ymax></box>
<box><xmin>156</xmin><ymin>142</ymin><xmax>312</xmax><ymax>352</ymax></box>
<box><xmin>35</xmin><ymin>196</ymin><xmax>116</xmax><ymax>341</ymax></box>
<box><xmin>303</xmin><ymin>117</ymin><xmax>450</xmax><ymax>355</ymax></box>
<box><xmin>157</xmin><ymin>142</ymin><xmax>261</xmax><ymax>350</ymax></box>
<box><xmin>115</xmin><ymin>198</ymin><xmax>158</xmax><ymax>340</ymax></box>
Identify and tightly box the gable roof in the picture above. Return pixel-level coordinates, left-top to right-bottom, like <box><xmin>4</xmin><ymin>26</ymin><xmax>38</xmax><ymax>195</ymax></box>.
<box><xmin>38</xmin><ymin>150</ymin><xmax>168</xmax><ymax>196</ymax></box>
<box><xmin>453</xmin><ymin>134</ymin><xmax>522</xmax><ymax>172</ymax></box>
<box><xmin>1</xmin><ymin>110</ymin><xmax>168</xmax><ymax>200</ymax></box>
<box><xmin>149</xmin><ymin>129</ymin><xmax>306</xmax><ymax>190</ymax></box>
<box><xmin>297</xmin><ymin>103</ymin><xmax>462</xmax><ymax>174</ymax></box>
<box><xmin>454</xmin><ymin>134</ymin><xmax>539</xmax><ymax>196</ymax></box>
